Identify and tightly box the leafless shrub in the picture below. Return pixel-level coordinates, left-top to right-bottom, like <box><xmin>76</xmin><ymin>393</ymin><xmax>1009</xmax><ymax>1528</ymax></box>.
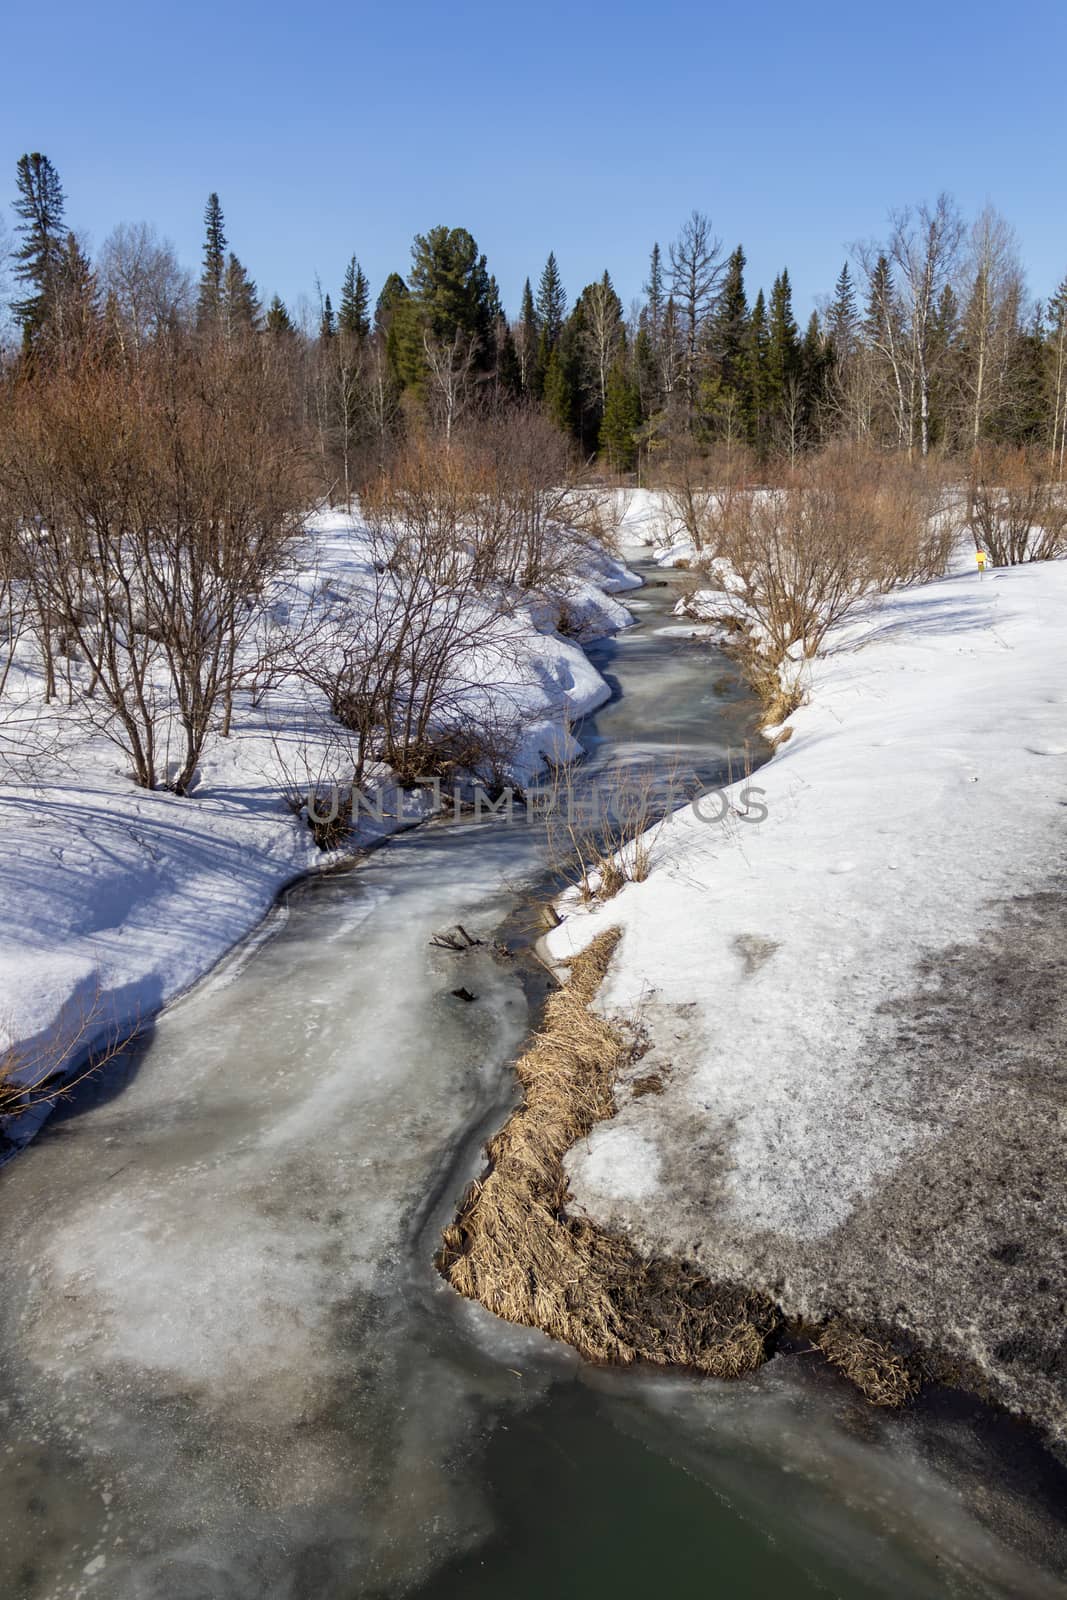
<box><xmin>0</xmin><ymin>981</ymin><xmax>135</xmax><ymax>1123</ymax></box>
<box><xmin>0</xmin><ymin>337</ymin><xmax>313</xmax><ymax>791</ymax></box>
<box><xmin>709</xmin><ymin>447</ymin><xmax>960</xmax><ymax>662</ymax></box>
<box><xmin>364</xmin><ymin>412</ymin><xmax>597</xmax><ymax>595</ymax></box>
<box><xmin>969</xmin><ymin>448</ymin><xmax>1067</xmax><ymax>564</ymax></box>
<box><xmin>659</xmin><ymin>446</ymin><xmax>756</xmax><ymax>556</ymax></box>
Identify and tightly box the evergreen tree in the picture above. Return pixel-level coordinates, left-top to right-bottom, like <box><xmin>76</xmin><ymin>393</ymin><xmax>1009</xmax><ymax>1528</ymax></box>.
<box><xmin>707</xmin><ymin>245</ymin><xmax>750</xmax><ymax>427</ymax></box>
<box><xmin>374</xmin><ymin>272</ymin><xmax>409</xmax><ymax>334</ymax></box>
<box><xmin>535</xmin><ymin>251</ymin><xmax>567</xmax><ymax>347</ymax></box>
<box><xmin>338</xmin><ymin>255</ymin><xmax>371</xmax><ymax>339</ymax></box>
<box><xmin>863</xmin><ymin>254</ymin><xmax>896</xmax><ymax>342</ymax></box>
<box><xmin>223</xmin><ymin>253</ymin><xmax>260</xmax><ymax>335</ymax></box>
<box><xmin>767</xmin><ymin>269</ymin><xmax>801</xmax><ymax>400</ymax></box>
<box><xmin>392</xmin><ymin>225</ymin><xmax>496</xmax><ymax>391</ymax></box>
<box><xmin>265</xmin><ymin>294</ymin><xmax>294</xmax><ymax>335</ymax></box>
<box><xmin>826</xmin><ymin>261</ymin><xmax>858</xmax><ymax>363</ymax></box>
<box><xmin>375</xmin><ymin>272</ymin><xmax>411</xmax><ymax>386</ymax></box>
<box><xmin>320</xmin><ymin>292</ymin><xmax>336</xmax><ymax>341</ymax></box>
<box><xmin>800</xmin><ymin>311</ymin><xmax>829</xmax><ymax>442</ymax></box>
<box><xmin>1045</xmin><ymin>273</ymin><xmax>1067</xmax><ymax>464</ymax></box>
<box><xmin>54</xmin><ymin>231</ymin><xmax>99</xmax><ymax>352</ymax></box>
<box><xmin>11</xmin><ymin>152</ymin><xmax>68</xmax><ymax>348</ymax></box>
<box><xmin>517</xmin><ymin>276</ymin><xmax>540</xmax><ymax>394</ymax></box>
<box><xmin>644</xmin><ymin>242</ymin><xmax>664</xmax><ymax>344</ymax></box>
<box><xmin>494</xmin><ymin>315</ymin><xmax>522</xmax><ymax>397</ymax></box>
<box><xmin>408</xmin><ymin>225</ymin><xmax>493</xmax><ymax>348</ymax></box>
<box><xmin>541</xmin><ymin>346</ymin><xmax>575</xmax><ymax>437</ymax></box>
<box><xmin>746</xmin><ymin>289</ymin><xmax>770</xmax><ymax>451</ymax></box>
<box><xmin>196</xmin><ymin>192</ymin><xmax>227</xmax><ymax>329</ymax></box>
<box><xmin>599</xmin><ymin>359</ymin><xmax>641</xmax><ymax>471</ymax></box>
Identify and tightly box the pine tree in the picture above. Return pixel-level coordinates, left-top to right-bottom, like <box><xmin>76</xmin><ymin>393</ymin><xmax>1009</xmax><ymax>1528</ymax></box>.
<box><xmin>408</xmin><ymin>225</ymin><xmax>493</xmax><ymax>349</ymax></box>
<box><xmin>339</xmin><ymin>255</ymin><xmax>370</xmax><ymax>339</ymax></box>
<box><xmin>265</xmin><ymin>294</ymin><xmax>294</xmax><ymax>335</ymax></box>
<box><xmin>395</xmin><ymin>225</ymin><xmax>496</xmax><ymax>392</ymax></box>
<box><xmin>599</xmin><ymin>359</ymin><xmax>641</xmax><ymax>471</ymax></box>
<box><xmin>196</xmin><ymin>192</ymin><xmax>227</xmax><ymax>329</ymax></box>
<box><xmin>320</xmin><ymin>292</ymin><xmax>336</xmax><ymax>341</ymax></box>
<box><xmin>11</xmin><ymin>152</ymin><xmax>68</xmax><ymax>348</ymax></box>
<box><xmin>535</xmin><ymin>252</ymin><xmax>567</xmax><ymax>347</ymax></box>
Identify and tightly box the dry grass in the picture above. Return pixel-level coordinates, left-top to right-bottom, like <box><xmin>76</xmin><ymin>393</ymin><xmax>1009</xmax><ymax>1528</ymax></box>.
<box><xmin>437</xmin><ymin>929</ymin><xmax>777</xmax><ymax>1376</ymax></box>
<box><xmin>815</xmin><ymin>1318</ymin><xmax>919</xmax><ymax>1407</ymax></box>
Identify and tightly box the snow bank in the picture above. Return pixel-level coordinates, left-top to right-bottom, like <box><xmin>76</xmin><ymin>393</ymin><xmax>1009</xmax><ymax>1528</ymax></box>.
<box><xmin>0</xmin><ymin>511</ymin><xmax>635</xmax><ymax>1152</ymax></box>
<box><xmin>545</xmin><ymin>552</ymin><xmax>1067</xmax><ymax>1438</ymax></box>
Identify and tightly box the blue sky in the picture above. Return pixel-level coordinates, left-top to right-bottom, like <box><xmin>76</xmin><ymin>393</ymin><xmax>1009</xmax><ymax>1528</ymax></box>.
<box><xmin>2</xmin><ymin>0</ymin><xmax>1065</xmax><ymax>323</ymax></box>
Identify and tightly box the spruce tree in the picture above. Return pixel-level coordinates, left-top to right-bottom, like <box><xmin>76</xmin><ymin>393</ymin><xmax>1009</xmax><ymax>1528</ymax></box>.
<box><xmin>518</xmin><ymin>276</ymin><xmax>540</xmax><ymax>394</ymax></box>
<box><xmin>645</xmin><ymin>242</ymin><xmax>664</xmax><ymax>343</ymax></box>
<box><xmin>827</xmin><ymin>261</ymin><xmax>858</xmax><ymax>362</ymax></box>
<box><xmin>265</xmin><ymin>294</ymin><xmax>294</xmax><ymax>335</ymax></box>
<box><xmin>542</xmin><ymin>346</ymin><xmax>576</xmax><ymax>438</ymax></box>
<box><xmin>223</xmin><ymin>253</ymin><xmax>260</xmax><ymax>335</ymax></box>
<box><xmin>535</xmin><ymin>251</ymin><xmax>567</xmax><ymax>347</ymax></box>
<box><xmin>709</xmin><ymin>245</ymin><xmax>750</xmax><ymax>404</ymax></box>
<box><xmin>54</xmin><ymin>232</ymin><xmax>99</xmax><ymax>352</ymax></box>
<box><xmin>11</xmin><ymin>152</ymin><xmax>68</xmax><ymax>348</ymax></box>
<box><xmin>339</xmin><ymin>255</ymin><xmax>371</xmax><ymax>339</ymax></box>
<box><xmin>746</xmin><ymin>289</ymin><xmax>770</xmax><ymax>451</ymax></box>
<box><xmin>495</xmin><ymin>315</ymin><xmax>522</xmax><ymax>397</ymax></box>
<box><xmin>320</xmin><ymin>292</ymin><xmax>336</xmax><ymax>341</ymax></box>
<box><xmin>800</xmin><ymin>311</ymin><xmax>829</xmax><ymax>442</ymax></box>
<box><xmin>599</xmin><ymin>359</ymin><xmax>641</xmax><ymax>471</ymax></box>
<box><xmin>767</xmin><ymin>269</ymin><xmax>801</xmax><ymax>400</ymax></box>
<box><xmin>196</xmin><ymin>192</ymin><xmax>227</xmax><ymax>329</ymax></box>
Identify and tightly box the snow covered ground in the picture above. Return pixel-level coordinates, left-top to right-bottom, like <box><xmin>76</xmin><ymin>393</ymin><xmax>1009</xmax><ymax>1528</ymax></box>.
<box><xmin>547</xmin><ymin>506</ymin><xmax>1067</xmax><ymax>1439</ymax></box>
<box><xmin>0</xmin><ymin>509</ymin><xmax>637</xmax><ymax>1153</ymax></box>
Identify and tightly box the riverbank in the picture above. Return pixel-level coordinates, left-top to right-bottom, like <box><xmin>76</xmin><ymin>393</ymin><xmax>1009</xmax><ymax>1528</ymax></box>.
<box><xmin>0</xmin><ymin>509</ymin><xmax>638</xmax><ymax>1158</ymax></box>
<box><xmin>539</xmin><ymin>529</ymin><xmax>1067</xmax><ymax>1443</ymax></box>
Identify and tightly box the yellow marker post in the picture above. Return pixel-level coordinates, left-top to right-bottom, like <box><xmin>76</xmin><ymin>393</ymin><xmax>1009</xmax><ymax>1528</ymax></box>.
<box><xmin>976</xmin><ymin>549</ymin><xmax>988</xmax><ymax>576</ymax></box>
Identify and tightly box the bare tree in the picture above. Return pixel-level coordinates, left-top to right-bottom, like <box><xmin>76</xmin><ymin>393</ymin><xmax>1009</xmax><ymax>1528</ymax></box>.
<box><xmin>957</xmin><ymin>207</ymin><xmax>1025</xmax><ymax>449</ymax></box>
<box><xmin>668</xmin><ymin>211</ymin><xmax>725</xmax><ymax>422</ymax></box>
<box><xmin>99</xmin><ymin>222</ymin><xmax>192</xmax><ymax>350</ymax></box>
<box><xmin>888</xmin><ymin>194</ymin><xmax>965</xmax><ymax>456</ymax></box>
<box><xmin>422</xmin><ymin>329</ymin><xmax>480</xmax><ymax>444</ymax></box>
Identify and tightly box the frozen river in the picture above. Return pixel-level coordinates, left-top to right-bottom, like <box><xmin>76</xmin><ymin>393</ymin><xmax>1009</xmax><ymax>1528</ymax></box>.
<box><xmin>1</xmin><ymin>567</ymin><xmax>1064</xmax><ymax>1599</ymax></box>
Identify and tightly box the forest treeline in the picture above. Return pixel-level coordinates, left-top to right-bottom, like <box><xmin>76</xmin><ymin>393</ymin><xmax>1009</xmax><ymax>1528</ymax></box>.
<box><xmin>4</xmin><ymin>153</ymin><xmax>1067</xmax><ymax>487</ymax></box>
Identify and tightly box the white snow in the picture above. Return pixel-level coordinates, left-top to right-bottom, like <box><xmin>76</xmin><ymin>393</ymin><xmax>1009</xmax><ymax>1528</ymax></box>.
<box><xmin>546</xmin><ymin>544</ymin><xmax>1067</xmax><ymax>1241</ymax></box>
<box><xmin>0</xmin><ymin>508</ymin><xmax>635</xmax><ymax>1140</ymax></box>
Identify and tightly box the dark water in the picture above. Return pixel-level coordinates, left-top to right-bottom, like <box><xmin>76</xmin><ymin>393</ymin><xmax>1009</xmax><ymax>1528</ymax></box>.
<box><xmin>0</xmin><ymin>565</ymin><xmax>1064</xmax><ymax>1599</ymax></box>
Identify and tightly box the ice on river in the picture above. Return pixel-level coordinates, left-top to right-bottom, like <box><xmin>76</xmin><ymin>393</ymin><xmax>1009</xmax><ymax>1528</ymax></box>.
<box><xmin>1</xmin><ymin>565</ymin><xmax>1063</xmax><ymax>1598</ymax></box>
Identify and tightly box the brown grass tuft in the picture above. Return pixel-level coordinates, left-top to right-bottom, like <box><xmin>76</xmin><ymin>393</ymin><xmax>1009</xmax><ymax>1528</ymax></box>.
<box><xmin>437</xmin><ymin>929</ymin><xmax>777</xmax><ymax>1376</ymax></box>
<box><xmin>815</xmin><ymin>1318</ymin><xmax>919</xmax><ymax>1407</ymax></box>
